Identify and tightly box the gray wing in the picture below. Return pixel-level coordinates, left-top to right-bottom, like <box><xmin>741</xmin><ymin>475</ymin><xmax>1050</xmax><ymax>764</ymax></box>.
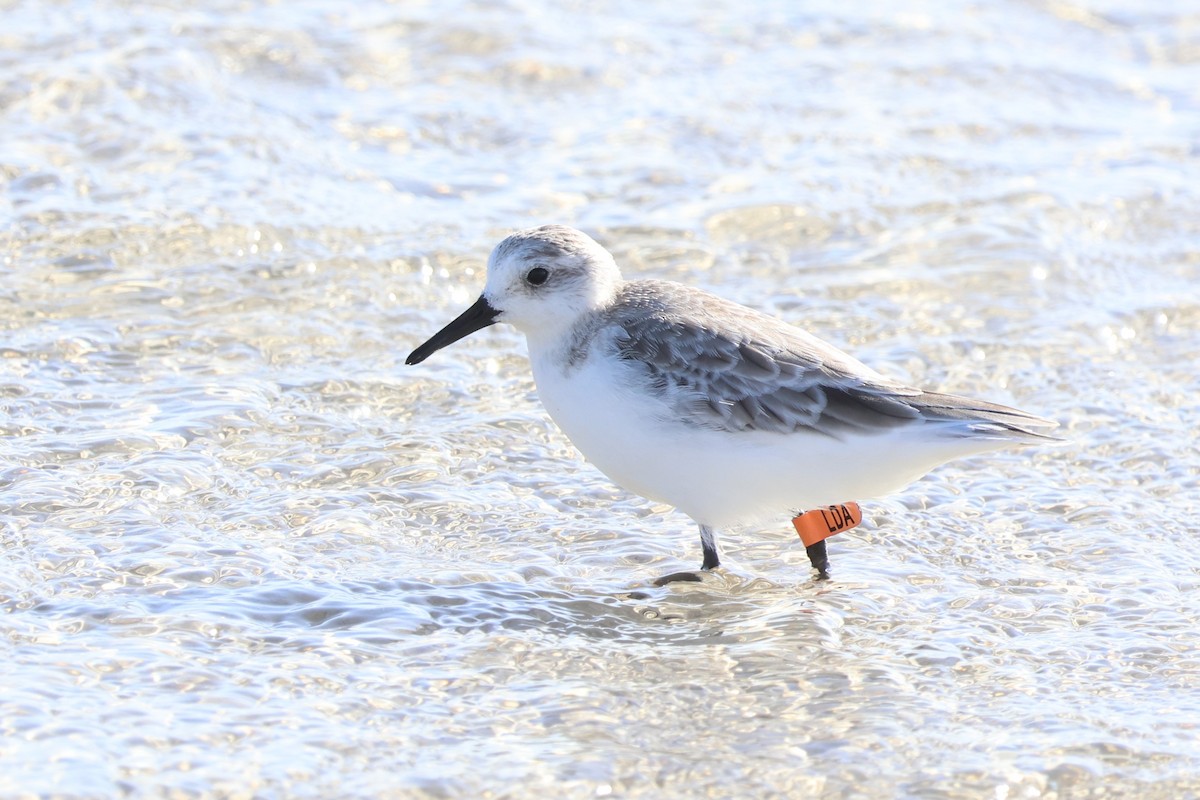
<box><xmin>607</xmin><ymin>281</ymin><xmax>1057</xmax><ymax>440</ymax></box>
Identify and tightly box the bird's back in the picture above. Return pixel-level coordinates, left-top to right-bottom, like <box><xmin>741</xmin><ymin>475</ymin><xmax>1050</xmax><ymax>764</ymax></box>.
<box><xmin>584</xmin><ymin>279</ymin><xmax>1058</xmax><ymax>444</ymax></box>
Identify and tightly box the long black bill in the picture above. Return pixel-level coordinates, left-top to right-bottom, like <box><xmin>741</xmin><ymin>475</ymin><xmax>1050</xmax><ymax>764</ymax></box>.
<box><xmin>406</xmin><ymin>295</ymin><xmax>500</xmax><ymax>365</ymax></box>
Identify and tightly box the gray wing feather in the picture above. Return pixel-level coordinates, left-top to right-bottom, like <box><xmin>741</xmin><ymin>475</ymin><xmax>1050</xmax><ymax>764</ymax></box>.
<box><xmin>605</xmin><ymin>281</ymin><xmax>1056</xmax><ymax>440</ymax></box>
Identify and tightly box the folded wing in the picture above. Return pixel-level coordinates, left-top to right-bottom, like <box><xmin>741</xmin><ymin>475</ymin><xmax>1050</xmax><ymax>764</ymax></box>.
<box><xmin>608</xmin><ymin>281</ymin><xmax>1057</xmax><ymax>441</ymax></box>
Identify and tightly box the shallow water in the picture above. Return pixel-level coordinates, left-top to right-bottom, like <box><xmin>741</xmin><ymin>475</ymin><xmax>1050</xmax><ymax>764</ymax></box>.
<box><xmin>3</xmin><ymin>0</ymin><xmax>1200</xmax><ymax>797</ymax></box>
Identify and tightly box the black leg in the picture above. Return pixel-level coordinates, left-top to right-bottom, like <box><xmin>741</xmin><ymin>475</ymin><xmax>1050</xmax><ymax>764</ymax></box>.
<box><xmin>699</xmin><ymin>524</ymin><xmax>720</xmax><ymax>570</ymax></box>
<box><xmin>806</xmin><ymin>539</ymin><xmax>829</xmax><ymax>578</ymax></box>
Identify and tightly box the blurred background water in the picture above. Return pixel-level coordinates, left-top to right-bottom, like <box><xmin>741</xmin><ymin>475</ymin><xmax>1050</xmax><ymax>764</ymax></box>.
<box><xmin>2</xmin><ymin>0</ymin><xmax>1199</xmax><ymax>797</ymax></box>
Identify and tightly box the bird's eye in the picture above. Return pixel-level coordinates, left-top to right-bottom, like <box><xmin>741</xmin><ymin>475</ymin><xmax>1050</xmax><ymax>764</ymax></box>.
<box><xmin>526</xmin><ymin>266</ymin><xmax>549</xmax><ymax>286</ymax></box>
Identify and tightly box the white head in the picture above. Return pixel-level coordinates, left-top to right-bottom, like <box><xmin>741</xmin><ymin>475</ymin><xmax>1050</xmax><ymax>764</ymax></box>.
<box><xmin>484</xmin><ymin>225</ymin><xmax>622</xmax><ymax>339</ymax></box>
<box><xmin>406</xmin><ymin>225</ymin><xmax>624</xmax><ymax>364</ymax></box>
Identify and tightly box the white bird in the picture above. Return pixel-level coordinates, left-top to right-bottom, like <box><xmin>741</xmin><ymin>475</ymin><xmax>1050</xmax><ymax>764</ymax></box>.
<box><xmin>407</xmin><ymin>225</ymin><xmax>1057</xmax><ymax>579</ymax></box>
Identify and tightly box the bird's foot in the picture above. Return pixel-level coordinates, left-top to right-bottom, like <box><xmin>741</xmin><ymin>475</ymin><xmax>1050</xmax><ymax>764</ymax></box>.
<box><xmin>653</xmin><ymin>570</ymin><xmax>707</xmax><ymax>587</ymax></box>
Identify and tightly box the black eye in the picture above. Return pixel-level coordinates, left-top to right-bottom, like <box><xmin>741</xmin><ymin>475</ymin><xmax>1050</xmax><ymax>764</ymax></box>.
<box><xmin>526</xmin><ymin>266</ymin><xmax>549</xmax><ymax>286</ymax></box>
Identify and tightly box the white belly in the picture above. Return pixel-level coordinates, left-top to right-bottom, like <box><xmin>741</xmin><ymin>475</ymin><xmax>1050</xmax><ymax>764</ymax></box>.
<box><xmin>528</xmin><ymin>345</ymin><xmax>1002</xmax><ymax>529</ymax></box>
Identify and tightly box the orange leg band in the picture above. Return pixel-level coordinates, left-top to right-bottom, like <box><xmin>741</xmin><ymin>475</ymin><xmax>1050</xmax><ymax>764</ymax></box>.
<box><xmin>792</xmin><ymin>502</ymin><xmax>863</xmax><ymax>547</ymax></box>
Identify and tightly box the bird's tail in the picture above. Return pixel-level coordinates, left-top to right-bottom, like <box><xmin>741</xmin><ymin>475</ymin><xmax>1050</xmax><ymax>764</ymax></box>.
<box><xmin>915</xmin><ymin>391</ymin><xmax>1062</xmax><ymax>442</ymax></box>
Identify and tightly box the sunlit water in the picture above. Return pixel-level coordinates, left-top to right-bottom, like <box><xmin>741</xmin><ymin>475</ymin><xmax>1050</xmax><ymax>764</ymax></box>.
<box><xmin>3</xmin><ymin>0</ymin><xmax>1200</xmax><ymax>797</ymax></box>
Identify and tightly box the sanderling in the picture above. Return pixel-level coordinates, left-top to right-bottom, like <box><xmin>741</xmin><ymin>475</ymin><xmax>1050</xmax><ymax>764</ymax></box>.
<box><xmin>407</xmin><ymin>225</ymin><xmax>1057</xmax><ymax>579</ymax></box>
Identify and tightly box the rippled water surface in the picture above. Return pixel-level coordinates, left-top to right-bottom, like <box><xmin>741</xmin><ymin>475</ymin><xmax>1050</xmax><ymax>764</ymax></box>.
<box><xmin>3</xmin><ymin>1</ymin><xmax>1200</xmax><ymax>797</ymax></box>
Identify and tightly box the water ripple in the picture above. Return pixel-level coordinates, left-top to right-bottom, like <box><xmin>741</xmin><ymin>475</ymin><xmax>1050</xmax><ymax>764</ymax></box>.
<box><xmin>4</xmin><ymin>0</ymin><xmax>1200</xmax><ymax>797</ymax></box>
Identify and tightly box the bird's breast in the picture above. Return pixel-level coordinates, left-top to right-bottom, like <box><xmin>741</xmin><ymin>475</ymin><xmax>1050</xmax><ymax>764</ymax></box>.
<box><xmin>528</xmin><ymin>344</ymin><xmax>679</xmax><ymax>494</ymax></box>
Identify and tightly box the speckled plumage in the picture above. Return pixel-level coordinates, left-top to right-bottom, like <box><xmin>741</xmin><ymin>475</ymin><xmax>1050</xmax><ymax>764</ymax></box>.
<box><xmin>569</xmin><ymin>278</ymin><xmax>1056</xmax><ymax>440</ymax></box>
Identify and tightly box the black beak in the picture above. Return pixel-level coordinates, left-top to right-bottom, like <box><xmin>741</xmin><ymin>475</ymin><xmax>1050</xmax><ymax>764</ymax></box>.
<box><xmin>406</xmin><ymin>295</ymin><xmax>500</xmax><ymax>365</ymax></box>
